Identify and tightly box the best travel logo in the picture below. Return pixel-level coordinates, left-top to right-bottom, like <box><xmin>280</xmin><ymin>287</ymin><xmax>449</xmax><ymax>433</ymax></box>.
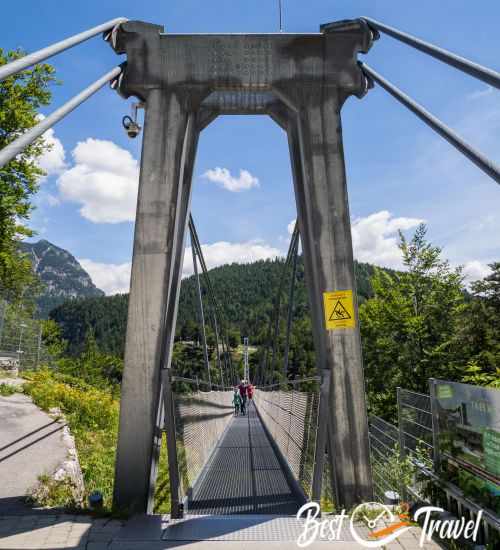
<box><xmin>296</xmin><ymin>501</ymin><xmax>483</xmax><ymax>548</ymax></box>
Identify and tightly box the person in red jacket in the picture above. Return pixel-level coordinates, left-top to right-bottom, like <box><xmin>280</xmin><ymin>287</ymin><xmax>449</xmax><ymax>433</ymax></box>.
<box><xmin>247</xmin><ymin>383</ymin><xmax>254</xmax><ymax>401</ymax></box>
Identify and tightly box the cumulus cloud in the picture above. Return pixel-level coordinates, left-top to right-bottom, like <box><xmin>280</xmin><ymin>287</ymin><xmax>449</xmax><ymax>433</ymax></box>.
<box><xmin>57</xmin><ymin>138</ymin><xmax>139</xmax><ymax>223</ymax></box>
<box><xmin>352</xmin><ymin>210</ymin><xmax>424</xmax><ymax>269</ymax></box>
<box><xmin>462</xmin><ymin>260</ymin><xmax>492</xmax><ymax>285</ymax></box>
<box><xmin>285</xmin><ymin>211</ymin><xmax>423</xmax><ymax>269</ymax></box>
<box><xmin>81</xmin><ymin>239</ymin><xmax>282</xmax><ymax>295</ymax></box>
<box><xmin>36</xmin><ymin>118</ymin><xmax>66</xmax><ymax>177</ymax></box>
<box><xmin>202</xmin><ymin>167</ymin><xmax>259</xmax><ymax>192</ymax></box>
<box><xmin>183</xmin><ymin>240</ymin><xmax>282</xmax><ymax>277</ymax></box>
<box><xmin>79</xmin><ymin>259</ymin><xmax>132</xmax><ymax>295</ymax></box>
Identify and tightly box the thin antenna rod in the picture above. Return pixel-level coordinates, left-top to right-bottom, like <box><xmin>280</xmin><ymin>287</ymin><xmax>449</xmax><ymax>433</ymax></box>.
<box><xmin>278</xmin><ymin>0</ymin><xmax>283</xmax><ymax>32</ymax></box>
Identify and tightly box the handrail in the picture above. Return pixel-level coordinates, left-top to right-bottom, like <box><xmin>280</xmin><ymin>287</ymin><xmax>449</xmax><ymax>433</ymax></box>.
<box><xmin>0</xmin><ymin>66</ymin><xmax>122</xmax><ymax>169</ymax></box>
<box><xmin>361</xmin><ymin>16</ymin><xmax>500</xmax><ymax>90</ymax></box>
<box><xmin>360</xmin><ymin>62</ymin><xmax>500</xmax><ymax>185</ymax></box>
<box><xmin>0</xmin><ymin>17</ymin><xmax>127</xmax><ymax>82</ymax></box>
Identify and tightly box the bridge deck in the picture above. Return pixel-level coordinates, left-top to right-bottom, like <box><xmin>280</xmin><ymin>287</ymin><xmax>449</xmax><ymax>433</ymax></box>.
<box><xmin>187</xmin><ymin>403</ymin><xmax>301</xmax><ymax>515</ymax></box>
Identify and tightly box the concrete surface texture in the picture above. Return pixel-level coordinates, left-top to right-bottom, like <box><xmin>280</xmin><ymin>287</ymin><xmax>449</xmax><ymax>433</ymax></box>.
<box><xmin>0</xmin><ymin>513</ymin><xmax>443</xmax><ymax>549</ymax></box>
<box><xmin>0</xmin><ymin>380</ymin><xmax>68</xmax><ymax>514</ymax></box>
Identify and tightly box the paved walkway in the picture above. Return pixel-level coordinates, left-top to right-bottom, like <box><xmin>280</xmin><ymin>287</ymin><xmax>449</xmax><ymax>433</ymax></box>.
<box><xmin>188</xmin><ymin>404</ymin><xmax>301</xmax><ymax>515</ymax></box>
<box><xmin>0</xmin><ymin>380</ymin><xmax>68</xmax><ymax>515</ymax></box>
<box><xmin>0</xmin><ymin>513</ymin><xmax>443</xmax><ymax>549</ymax></box>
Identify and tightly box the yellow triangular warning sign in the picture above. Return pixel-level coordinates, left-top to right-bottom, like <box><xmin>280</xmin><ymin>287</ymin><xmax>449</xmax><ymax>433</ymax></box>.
<box><xmin>323</xmin><ymin>290</ymin><xmax>356</xmax><ymax>329</ymax></box>
<box><xmin>328</xmin><ymin>300</ymin><xmax>352</xmax><ymax>321</ymax></box>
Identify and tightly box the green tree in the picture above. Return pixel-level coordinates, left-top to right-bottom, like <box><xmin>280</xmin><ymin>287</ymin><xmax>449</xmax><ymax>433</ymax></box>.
<box><xmin>360</xmin><ymin>224</ymin><xmax>467</xmax><ymax>419</ymax></box>
<box><xmin>0</xmin><ymin>49</ymin><xmax>56</xmax><ymax>300</ymax></box>
<box><xmin>460</xmin><ymin>262</ymin><xmax>500</xmax><ymax>387</ymax></box>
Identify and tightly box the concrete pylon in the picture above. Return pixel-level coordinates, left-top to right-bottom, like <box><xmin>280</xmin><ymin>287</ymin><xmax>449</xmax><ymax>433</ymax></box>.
<box><xmin>108</xmin><ymin>18</ymin><xmax>375</xmax><ymax>513</ymax></box>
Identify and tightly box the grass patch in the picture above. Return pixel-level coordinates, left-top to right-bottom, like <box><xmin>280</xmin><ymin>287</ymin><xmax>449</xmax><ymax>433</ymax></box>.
<box><xmin>0</xmin><ymin>382</ymin><xmax>18</xmax><ymax>396</ymax></box>
<box><xmin>23</xmin><ymin>368</ymin><xmax>171</xmax><ymax>514</ymax></box>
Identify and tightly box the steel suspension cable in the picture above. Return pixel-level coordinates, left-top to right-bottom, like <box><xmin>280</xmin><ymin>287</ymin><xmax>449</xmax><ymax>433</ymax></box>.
<box><xmin>262</xmin><ymin>222</ymin><xmax>299</xmax><ymax>385</ymax></box>
<box><xmin>188</xmin><ymin>215</ymin><xmax>235</xmax><ymax>386</ymax></box>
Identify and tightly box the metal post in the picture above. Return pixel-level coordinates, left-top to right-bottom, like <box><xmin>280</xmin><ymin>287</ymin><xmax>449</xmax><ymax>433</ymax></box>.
<box><xmin>191</xmin><ymin>234</ymin><xmax>211</xmax><ymax>389</ymax></box>
<box><xmin>113</xmin><ymin>89</ymin><xmax>195</xmax><ymax>514</ymax></box>
<box><xmin>358</xmin><ymin>17</ymin><xmax>500</xmax><ymax>90</ymax></box>
<box><xmin>428</xmin><ymin>378</ymin><xmax>441</xmax><ymax>474</ymax></box>
<box><xmin>212</xmin><ymin>313</ymin><xmax>224</xmax><ymax>388</ymax></box>
<box><xmin>243</xmin><ymin>337</ymin><xmax>249</xmax><ymax>382</ymax></box>
<box><xmin>396</xmin><ymin>387</ymin><xmax>408</xmax><ymax>501</ymax></box>
<box><xmin>283</xmin><ymin>235</ymin><xmax>298</xmax><ymax>378</ymax></box>
<box><xmin>0</xmin><ymin>300</ymin><xmax>5</xmax><ymax>347</ymax></box>
<box><xmin>36</xmin><ymin>326</ymin><xmax>42</xmax><ymax>368</ymax></box>
<box><xmin>0</xmin><ymin>66</ymin><xmax>122</xmax><ymax>169</ymax></box>
<box><xmin>288</xmin><ymin>81</ymin><xmax>373</xmax><ymax>506</ymax></box>
<box><xmin>17</xmin><ymin>322</ymin><xmax>27</xmax><ymax>370</ymax></box>
<box><xmin>0</xmin><ymin>18</ymin><xmax>127</xmax><ymax>82</ymax></box>
<box><xmin>361</xmin><ymin>63</ymin><xmax>500</xmax><ymax>185</ymax></box>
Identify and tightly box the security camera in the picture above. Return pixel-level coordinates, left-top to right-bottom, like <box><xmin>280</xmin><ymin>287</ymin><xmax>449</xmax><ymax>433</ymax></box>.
<box><xmin>122</xmin><ymin>102</ymin><xmax>144</xmax><ymax>139</ymax></box>
<box><xmin>122</xmin><ymin>115</ymin><xmax>141</xmax><ymax>139</ymax></box>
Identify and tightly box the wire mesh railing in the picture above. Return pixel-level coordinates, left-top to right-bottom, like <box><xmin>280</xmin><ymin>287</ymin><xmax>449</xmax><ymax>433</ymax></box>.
<box><xmin>171</xmin><ymin>376</ymin><xmax>233</xmax><ymax>501</ymax></box>
<box><xmin>0</xmin><ymin>301</ymin><xmax>49</xmax><ymax>371</ymax></box>
<box><xmin>254</xmin><ymin>377</ymin><xmax>320</xmax><ymax>499</ymax></box>
<box><xmin>368</xmin><ymin>415</ymin><xmax>401</xmax><ymax>502</ymax></box>
<box><xmin>398</xmin><ymin>388</ymin><xmax>434</xmax><ymax>459</ymax></box>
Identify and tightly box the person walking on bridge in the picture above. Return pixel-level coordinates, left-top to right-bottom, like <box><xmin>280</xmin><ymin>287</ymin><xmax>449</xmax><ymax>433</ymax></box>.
<box><xmin>232</xmin><ymin>387</ymin><xmax>242</xmax><ymax>416</ymax></box>
<box><xmin>238</xmin><ymin>380</ymin><xmax>248</xmax><ymax>415</ymax></box>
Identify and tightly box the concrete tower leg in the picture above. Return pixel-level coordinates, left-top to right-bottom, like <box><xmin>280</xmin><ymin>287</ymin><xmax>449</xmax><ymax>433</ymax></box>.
<box><xmin>291</xmin><ymin>85</ymin><xmax>373</xmax><ymax>508</ymax></box>
<box><xmin>113</xmin><ymin>90</ymin><xmax>197</xmax><ymax>514</ymax></box>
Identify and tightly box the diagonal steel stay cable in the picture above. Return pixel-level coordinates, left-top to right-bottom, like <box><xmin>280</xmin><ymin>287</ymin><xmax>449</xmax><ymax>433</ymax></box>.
<box><xmin>264</xmin><ymin>222</ymin><xmax>299</xmax><ymax>385</ymax></box>
<box><xmin>188</xmin><ymin>215</ymin><xmax>235</xmax><ymax>386</ymax></box>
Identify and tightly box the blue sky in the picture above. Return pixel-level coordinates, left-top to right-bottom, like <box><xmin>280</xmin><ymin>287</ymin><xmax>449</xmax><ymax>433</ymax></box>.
<box><xmin>2</xmin><ymin>1</ymin><xmax>499</xmax><ymax>293</ymax></box>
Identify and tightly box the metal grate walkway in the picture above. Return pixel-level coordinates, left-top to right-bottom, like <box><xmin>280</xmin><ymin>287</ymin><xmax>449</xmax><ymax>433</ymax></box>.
<box><xmin>187</xmin><ymin>402</ymin><xmax>301</xmax><ymax>515</ymax></box>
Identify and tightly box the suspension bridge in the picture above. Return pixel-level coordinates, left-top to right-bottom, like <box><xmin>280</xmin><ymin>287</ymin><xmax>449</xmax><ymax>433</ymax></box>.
<box><xmin>1</xmin><ymin>13</ymin><xmax>499</xmax><ymax>547</ymax></box>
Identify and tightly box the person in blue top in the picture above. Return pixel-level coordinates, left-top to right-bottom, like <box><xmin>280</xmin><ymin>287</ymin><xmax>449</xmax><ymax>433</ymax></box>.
<box><xmin>232</xmin><ymin>387</ymin><xmax>242</xmax><ymax>416</ymax></box>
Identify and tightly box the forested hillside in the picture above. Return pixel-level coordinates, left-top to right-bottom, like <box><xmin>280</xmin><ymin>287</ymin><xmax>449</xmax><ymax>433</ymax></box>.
<box><xmin>49</xmin><ymin>257</ymin><xmax>384</xmax><ymax>357</ymax></box>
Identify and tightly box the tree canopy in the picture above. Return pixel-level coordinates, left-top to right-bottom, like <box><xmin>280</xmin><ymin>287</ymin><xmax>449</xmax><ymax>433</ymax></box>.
<box><xmin>0</xmin><ymin>49</ymin><xmax>56</xmax><ymax>300</ymax></box>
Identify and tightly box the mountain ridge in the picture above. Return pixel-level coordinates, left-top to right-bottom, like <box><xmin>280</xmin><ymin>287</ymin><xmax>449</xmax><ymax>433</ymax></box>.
<box><xmin>20</xmin><ymin>239</ymin><xmax>104</xmax><ymax>317</ymax></box>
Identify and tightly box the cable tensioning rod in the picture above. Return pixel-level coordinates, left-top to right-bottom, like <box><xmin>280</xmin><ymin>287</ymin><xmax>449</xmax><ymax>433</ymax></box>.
<box><xmin>0</xmin><ymin>66</ymin><xmax>122</xmax><ymax>169</ymax></box>
<box><xmin>360</xmin><ymin>16</ymin><xmax>500</xmax><ymax>90</ymax></box>
<box><xmin>361</xmin><ymin>63</ymin><xmax>500</xmax><ymax>186</ymax></box>
<box><xmin>0</xmin><ymin>18</ymin><xmax>127</xmax><ymax>82</ymax></box>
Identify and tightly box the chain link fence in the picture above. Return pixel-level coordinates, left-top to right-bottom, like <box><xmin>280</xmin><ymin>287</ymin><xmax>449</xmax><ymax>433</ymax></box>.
<box><xmin>254</xmin><ymin>377</ymin><xmax>320</xmax><ymax>499</ymax></box>
<box><xmin>172</xmin><ymin>376</ymin><xmax>234</xmax><ymax>501</ymax></box>
<box><xmin>0</xmin><ymin>300</ymin><xmax>49</xmax><ymax>371</ymax></box>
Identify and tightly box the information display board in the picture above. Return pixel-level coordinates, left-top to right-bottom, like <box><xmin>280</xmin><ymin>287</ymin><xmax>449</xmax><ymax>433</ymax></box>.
<box><xmin>432</xmin><ymin>379</ymin><xmax>500</xmax><ymax>501</ymax></box>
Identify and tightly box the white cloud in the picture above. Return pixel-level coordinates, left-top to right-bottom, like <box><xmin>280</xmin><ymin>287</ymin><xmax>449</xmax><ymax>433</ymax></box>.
<box><xmin>287</xmin><ymin>219</ymin><xmax>296</xmax><ymax>235</ymax></box>
<box><xmin>462</xmin><ymin>260</ymin><xmax>492</xmax><ymax>284</ymax></box>
<box><xmin>35</xmin><ymin>117</ymin><xmax>66</xmax><ymax>177</ymax></box>
<box><xmin>79</xmin><ymin>259</ymin><xmax>132</xmax><ymax>295</ymax></box>
<box><xmin>81</xmin><ymin>239</ymin><xmax>282</xmax><ymax>295</ymax></box>
<box><xmin>202</xmin><ymin>167</ymin><xmax>259</xmax><ymax>192</ymax></box>
<box><xmin>351</xmin><ymin>211</ymin><xmax>424</xmax><ymax>269</ymax></box>
<box><xmin>183</xmin><ymin>240</ymin><xmax>282</xmax><ymax>277</ymax></box>
<box><xmin>57</xmin><ymin>138</ymin><xmax>139</xmax><ymax>223</ymax></box>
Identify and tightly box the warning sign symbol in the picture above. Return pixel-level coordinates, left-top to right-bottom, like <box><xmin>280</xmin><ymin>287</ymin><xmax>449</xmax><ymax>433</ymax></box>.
<box><xmin>323</xmin><ymin>290</ymin><xmax>356</xmax><ymax>330</ymax></box>
<box><xmin>329</xmin><ymin>300</ymin><xmax>352</xmax><ymax>321</ymax></box>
